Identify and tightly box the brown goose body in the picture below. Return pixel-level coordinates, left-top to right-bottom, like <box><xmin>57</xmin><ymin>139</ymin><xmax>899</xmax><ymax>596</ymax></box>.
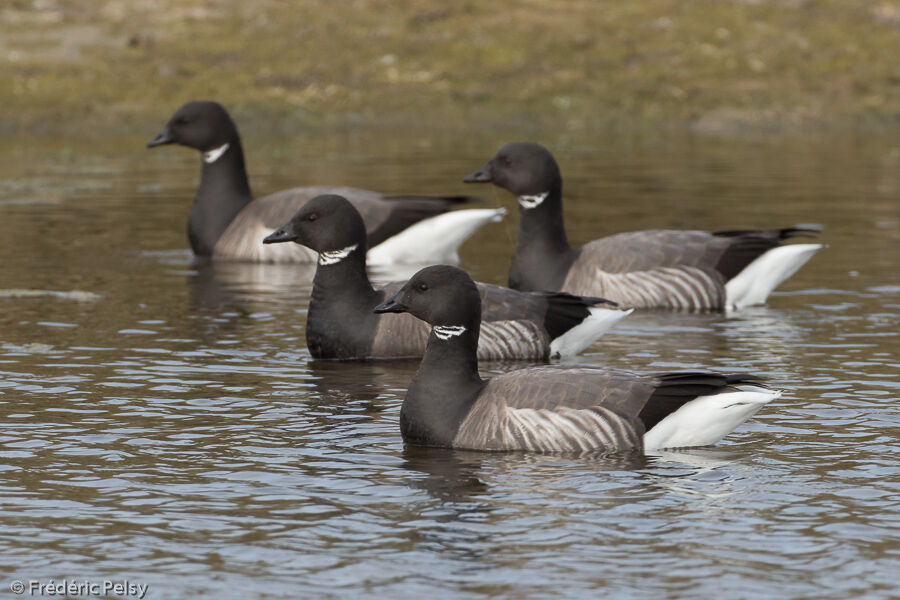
<box><xmin>374</xmin><ymin>265</ymin><xmax>779</xmax><ymax>454</ymax></box>
<box><xmin>148</xmin><ymin>101</ymin><xmax>479</xmax><ymax>263</ymax></box>
<box><xmin>452</xmin><ymin>366</ymin><xmax>650</xmax><ymax>452</ymax></box>
<box><xmin>263</xmin><ymin>195</ymin><xmax>627</xmax><ymax>361</ymax></box>
<box><xmin>464</xmin><ymin>142</ymin><xmax>822</xmax><ymax>310</ymax></box>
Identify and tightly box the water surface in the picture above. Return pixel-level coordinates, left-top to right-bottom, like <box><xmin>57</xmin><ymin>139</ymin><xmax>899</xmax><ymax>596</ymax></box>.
<box><xmin>0</xmin><ymin>129</ymin><xmax>898</xmax><ymax>599</ymax></box>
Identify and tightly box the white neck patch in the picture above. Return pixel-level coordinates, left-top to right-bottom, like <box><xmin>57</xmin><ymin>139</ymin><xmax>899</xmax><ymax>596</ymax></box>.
<box><xmin>203</xmin><ymin>142</ymin><xmax>230</xmax><ymax>164</ymax></box>
<box><xmin>433</xmin><ymin>325</ymin><xmax>467</xmax><ymax>340</ymax></box>
<box><xmin>517</xmin><ymin>192</ymin><xmax>549</xmax><ymax>209</ymax></box>
<box><xmin>318</xmin><ymin>244</ymin><xmax>358</xmax><ymax>266</ymax></box>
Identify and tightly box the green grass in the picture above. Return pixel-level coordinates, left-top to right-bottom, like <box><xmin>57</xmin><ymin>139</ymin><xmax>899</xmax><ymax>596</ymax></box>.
<box><xmin>4</xmin><ymin>0</ymin><xmax>900</xmax><ymax>135</ymax></box>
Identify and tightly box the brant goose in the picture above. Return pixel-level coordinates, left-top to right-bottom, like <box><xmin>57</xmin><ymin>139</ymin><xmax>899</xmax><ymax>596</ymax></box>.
<box><xmin>375</xmin><ymin>265</ymin><xmax>779</xmax><ymax>453</ymax></box>
<box><xmin>148</xmin><ymin>101</ymin><xmax>504</xmax><ymax>263</ymax></box>
<box><xmin>263</xmin><ymin>194</ymin><xmax>629</xmax><ymax>360</ymax></box>
<box><xmin>464</xmin><ymin>142</ymin><xmax>823</xmax><ymax>310</ymax></box>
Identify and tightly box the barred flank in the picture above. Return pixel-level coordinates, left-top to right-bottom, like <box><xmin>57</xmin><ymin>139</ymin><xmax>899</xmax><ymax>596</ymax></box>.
<box><xmin>565</xmin><ymin>265</ymin><xmax>724</xmax><ymax>310</ymax></box>
<box><xmin>478</xmin><ymin>320</ymin><xmax>547</xmax><ymax>360</ymax></box>
<box><xmin>455</xmin><ymin>403</ymin><xmax>643</xmax><ymax>453</ymax></box>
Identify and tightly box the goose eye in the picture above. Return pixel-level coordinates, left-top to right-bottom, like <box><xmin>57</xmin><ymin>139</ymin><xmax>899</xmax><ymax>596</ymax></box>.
<box><xmin>417</xmin><ymin>283</ymin><xmax>428</xmax><ymax>292</ymax></box>
<box><xmin>174</xmin><ymin>116</ymin><xmax>188</xmax><ymax>126</ymax></box>
<box><xmin>308</xmin><ymin>213</ymin><xmax>318</xmax><ymax>222</ymax></box>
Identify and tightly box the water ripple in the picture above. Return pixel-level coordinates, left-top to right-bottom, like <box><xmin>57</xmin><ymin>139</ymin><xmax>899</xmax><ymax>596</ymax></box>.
<box><xmin>1</xmin><ymin>133</ymin><xmax>898</xmax><ymax>599</ymax></box>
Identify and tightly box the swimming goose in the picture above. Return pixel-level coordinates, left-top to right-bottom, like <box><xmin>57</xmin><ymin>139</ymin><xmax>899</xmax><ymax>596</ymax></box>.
<box><xmin>464</xmin><ymin>142</ymin><xmax>823</xmax><ymax>310</ymax></box>
<box><xmin>374</xmin><ymin>265</ymin><xmax>779</xmax><ymax>453</ymax></box>
<box><xmin>147</xmin><ymin>101</ymin><xmax>504</xmax><ymax>263</ymax></box>
<box><xmin>263</xmin><ymin>194</ymin><xmax>630</xmax><ymax>360</ymax></box>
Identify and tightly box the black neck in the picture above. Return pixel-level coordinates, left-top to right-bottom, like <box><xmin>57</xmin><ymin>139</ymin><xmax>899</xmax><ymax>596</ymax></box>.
<box><xmin>310</xmin><ymin>245</ymin><xmax>376</xmax><ymax>302</ymax></box>
<box><xmin>305</xmin><ymin>244</ymin><xmax>381</xmax><ymax>358</ymax></box>
<box><xmin>401</xmin><ymin>319</ymin><xmax>485</xmax><ymax>447</ymax></box>
<box><xmin>509</xmin><ymin>180</ymin><xmax>578</xmax><ymax>291</ymax></box>
<box><xmin>189</xmin><ymin>138</ymin><xmax>253</xmax><ymax>255</ymax></box>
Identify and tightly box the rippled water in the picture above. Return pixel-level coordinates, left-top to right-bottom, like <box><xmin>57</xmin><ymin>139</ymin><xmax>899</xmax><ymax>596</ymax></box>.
<box><xmin>1</xmin><ymin>129</ymin><xmax>898</xmax><ymax>599</ymax></box>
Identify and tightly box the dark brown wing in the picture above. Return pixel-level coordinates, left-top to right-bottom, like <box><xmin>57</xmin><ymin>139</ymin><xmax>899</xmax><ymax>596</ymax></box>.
<box><xmin>483</xmin><ymin>366</ymin><xmax>656</xmax><ymax>415</ymax></box>
<box><xmin>453</xmin><ymin>366</ymin><xmax>657</xmax><ymax>452</ymax></box>
<box><xmin>577</xmin><ymin>230</ymin><xmax>731</xmax><ymax>273</ymax></box>
<box><xmin>478</xmin><ymin>283</ymin><xmax>547</xmax><ymax>322</ymax></box>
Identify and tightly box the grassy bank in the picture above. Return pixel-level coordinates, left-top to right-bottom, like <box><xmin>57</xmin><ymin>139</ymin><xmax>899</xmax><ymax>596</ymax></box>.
<box><xmin>4</xmin><ymin>0</ymin><xmax>900</xmax><ymax>135</ymax></box>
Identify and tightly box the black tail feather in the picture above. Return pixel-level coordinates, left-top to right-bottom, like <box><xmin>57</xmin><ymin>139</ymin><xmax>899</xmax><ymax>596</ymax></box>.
<box><xmin>639</xmin><ymin>371</ymin><xmax>767</xmax><ymax>432</ymax></box>
<box><xmin>714</xmin><ymin>224</ymin><xmax>822</xmax><ymax>240</ymax></box>
<box><xmin>541</xmin><ymin>293</ymin><xmax>618</xmax><ymax>341</ymax></box>
<box><xmin>713</xmin><ymin>225</ymin><xmax>822</xmax><ymax>281</ymax></box>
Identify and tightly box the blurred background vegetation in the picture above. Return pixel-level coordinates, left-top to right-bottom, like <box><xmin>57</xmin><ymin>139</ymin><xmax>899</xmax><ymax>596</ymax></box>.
<box><xmin>3</xmin><ymin>0</ymin><xmax>900</xmax><ymax>136</ymax></box>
